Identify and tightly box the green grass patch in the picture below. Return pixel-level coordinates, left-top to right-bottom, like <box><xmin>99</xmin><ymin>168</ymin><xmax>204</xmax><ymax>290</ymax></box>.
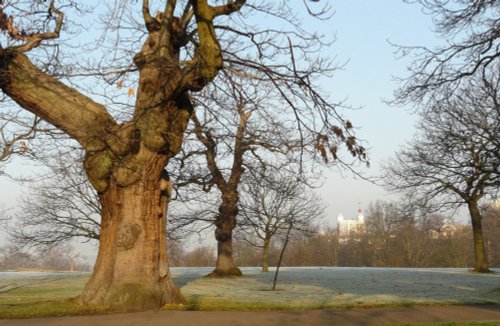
<box><xmin>0</xmin><ymin>274</ymin><xmax>98</xmax><ymax>318</ymax></box>
<box><xmin>0</xmin><ymin>274</ymin><xmax>89</xmax><ymax>304</ymax></box>
<box><xmin>0</xmin><ymin>299</ymin><xmax>109</xmax><ymax>319</ymax></box>
<box><xmin>0</xmin><ymin>274</ymin><xmax>426</xmax><ymax>317</ymax></box>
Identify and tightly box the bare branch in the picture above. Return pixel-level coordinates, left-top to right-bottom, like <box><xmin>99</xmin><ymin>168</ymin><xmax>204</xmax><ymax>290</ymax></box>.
<box><xmin>142</xmin><ymin>0</ymin><xmax>159</xmax><ymax>31</ymax></box>
<box><xmin>9</xmin><ymin>0</ymin><xmax>64</xmax><ymax>53</ymax></box>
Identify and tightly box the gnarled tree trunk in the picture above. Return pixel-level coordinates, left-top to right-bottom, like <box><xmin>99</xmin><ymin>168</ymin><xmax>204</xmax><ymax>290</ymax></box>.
<box><xmin>208</xmin><ymin>192</ymin><xmax>242</xmax><ymax>277</ymax></box>
<box><xmin>79</xmin><ymin>169</ymin><xmax>184</xmax><ymax>309</ymax></box>
<box><xmin>0</xmin><ymin>0</ymin><xmax>246</xmax><ymax>310</ymax></box>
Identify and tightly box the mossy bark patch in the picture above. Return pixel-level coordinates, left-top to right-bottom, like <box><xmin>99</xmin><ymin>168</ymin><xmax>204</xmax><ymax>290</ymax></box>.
<box><xmin>84</xmin><ymin>150</ymin><xmax>115</xmax><ymax>192</ymax></box>
<box><xmin>108</xmin><ymin>283</ymin><xmax>163</xmax><ymax>311</ymax></box>
<box><xmin>112</xmin><ymin>156</ymin><xmax>143</xmax><ymax>187</ymax></box>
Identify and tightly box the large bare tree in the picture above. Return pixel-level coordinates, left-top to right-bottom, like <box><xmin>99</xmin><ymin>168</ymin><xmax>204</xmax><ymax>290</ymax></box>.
<box><xmin>164</xmin><ymin>1</ymin><xmax>366</xmax><ymax>276</ymax></box>
<box><xmin>0</xmin><ymin>0</ymin><xmax>360</xmax><ymax>310</ymax></box>
<box><xmin>174</xmin><ymin>73</ymin><xmax>339</xmax><ymax>277</ymax></box>
<box><xmin>188</xmin><ymin>100</ymin><xmax>256</xmax><ymax>277</ymax></box>
<box><xmin>0</xmin><ymin>0</ymin><xmax>243</xmax><ymax>309</ymax></box>
<box><xmin>384</xmin><ymin>71</ymin><xmax>500</xmax><ymax>272</ymax></box>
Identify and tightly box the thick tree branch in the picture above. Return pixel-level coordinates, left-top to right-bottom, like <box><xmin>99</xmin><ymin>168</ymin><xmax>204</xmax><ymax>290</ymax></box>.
<box><xmin>227</xmin><ymin>104</ymin><xmax>251</xmax><ymax>187</ymax></box>
<box><xmin>179</xmin><ymin>0</ymin><xmax>245</xmax><ymax>91</ymax></box>
<box><xmin>180</xmin><ymin>2</ymin><xmax>194</xmax><ymax>30</ymax></box>
<box><xmin>211</xmin><ymin>0</ymin><xmax>246</xmax><ymax>17</ymax></box>
<box><xmin>142</xmin><ymin>0</ymin><xmax>159</xmax><ymax>31</ymax></box>
<box><xmin>191</xmin><ymin>111</ymin><xmax>226</xmax><ymax>189</ymax></box>
<box><xmin>157</xmin><ymin>0</ymin><xmax>178</xmax><ymax>57</ymax></box>
<box><xmin>0</xmin><ymin>53</ymin><xmax>118</xmax><ymax>149</ymax></box>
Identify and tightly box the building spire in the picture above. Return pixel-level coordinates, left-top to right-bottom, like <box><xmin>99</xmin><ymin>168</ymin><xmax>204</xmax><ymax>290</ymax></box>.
<box><xmin>357</xmin><ymin>207</ymin><xmax>364</xmax><ymax>223</ymax></box>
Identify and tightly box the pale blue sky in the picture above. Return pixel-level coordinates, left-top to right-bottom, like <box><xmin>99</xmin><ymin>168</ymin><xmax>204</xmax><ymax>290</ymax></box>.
<box><xmin>0</xmin><ymin>2</ymin><xmax>447</xmax><ymax>249</ymax></box>
<box><xmin>308</xmin><ymin>1</ymin><xmax>439</xmax><ymax>225</ymax></box>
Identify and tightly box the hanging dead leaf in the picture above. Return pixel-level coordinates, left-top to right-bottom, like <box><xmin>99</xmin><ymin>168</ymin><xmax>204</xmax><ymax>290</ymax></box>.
<box><xmin>19</xmin><ymin>141</ymin><xmax>28</xmax><ymax>153</ymax></box>
<box><xmin>117</xmin><ymin>80</ymin><xmax>124</xmax><ymax>89</ymax></box>
<box><xmin>127</xmin><ymin>87</ymin><xmax>135</xmax><ymax>97</ymax></box>
<box><xmin>330</xmin><ymin>145</ymin><xmax>338</xmax><ymax>160</ymax></box>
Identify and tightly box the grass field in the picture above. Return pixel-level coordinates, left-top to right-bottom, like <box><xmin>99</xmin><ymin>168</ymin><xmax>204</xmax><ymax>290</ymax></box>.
<box><xmin>0</xmin><ymin>267</ymin><xmax>499</xmax><ymax>320</ymax></box>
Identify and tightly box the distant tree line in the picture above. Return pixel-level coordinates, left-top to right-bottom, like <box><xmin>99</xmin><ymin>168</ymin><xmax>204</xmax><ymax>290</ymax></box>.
<box><xmin>3</xmin><ymin>201</ymin><xmax>498</xmax><ymax>270</ymax></box>
<box><xmin>187</xmin><ymin>201</ymin><xmax>500</xmax><ymax>269</ymax></box>
<box><xmin>0</xmin><ymin>245</ymin><xmax>91</xmax><ymax>272</ymax></box>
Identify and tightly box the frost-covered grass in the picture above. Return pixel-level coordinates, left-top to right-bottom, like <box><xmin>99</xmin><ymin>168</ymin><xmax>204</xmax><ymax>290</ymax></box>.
<box><xmin>0</xmin><ymin>267</ymin><xmax>498</xmax><ymax>317</ymax></box>
<box><xmin>174</xmin><ymin>267</ymin><xmax>500</xmax><ymax>310</ymax></box>
<box><xmin>0</xmin><ymin>272</ymin><xmax>87</xmax><ymax>304</ymax></box>
<box><xmin>0</xmin><ymin>273</ymin><xmax>102</xmax><ymax>318</ymax></box>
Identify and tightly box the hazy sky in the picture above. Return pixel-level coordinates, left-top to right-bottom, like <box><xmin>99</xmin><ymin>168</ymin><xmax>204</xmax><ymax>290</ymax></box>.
<box><xmin>0</xmin><ymin>2</ymin><xmax>444</xmax><ymax>250</ymax></box>
<box><xmin>309</xmin><ymin>1</ymin><xmax>439</xmax><ymax>226</ymax></box>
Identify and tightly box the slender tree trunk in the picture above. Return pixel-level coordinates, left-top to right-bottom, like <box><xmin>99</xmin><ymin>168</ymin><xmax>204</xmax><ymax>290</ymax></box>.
<box><xmin>272</xmin><ymin>222</ymin><xmax>293</xmax><ymax>291</ymax></box>
<box><xmin>69</xmin><ymin>258</ymin><xmax>75</xmax><ymax>273</ymax></box>
<box><xmin>468</xmin><ymin>201</ymin><xmax>491</xmax><ymax>273</ymax></box>
<box><xmin>208</xmin><ymin>193</ymin><xmax>242</xmax><ymax>277</ymax></box>
<box><xmin>79</xmin><ymin>169</ymin><xmax>185</xmax><ymax>310</ymax></box>
<box><xmin>262</xmin><ymin>235</ymin><xmax>271</xmax><ymax>272</ymax></box>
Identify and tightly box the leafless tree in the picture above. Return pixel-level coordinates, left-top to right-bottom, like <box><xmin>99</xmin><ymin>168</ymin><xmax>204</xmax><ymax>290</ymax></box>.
<box><xmin>0</xmin><ymin>245</ymin><xmax>38</xmax><ymax>270</ymax></box>
<box><xmin>160</xmin><ymin>0</ymin><xmax>368</xmax><ymax>277</ymax></box>
<box><xmin>395</xmin><ymin>0</ymin><xmax>500</xmax><ymax>105</ymax></box>
<box><xmin>384</xmin><ymin>71</ymin><xmax>500</xmax><ymax>272</ymax></box>
<box><xmin>7</xmin><ymin>153</ymin><xmax>101</xmax><ymax>249</ymax></box>
<box><xmin>237</xmin><ymin>169</ymin><xmax>324</xmax><ymax>272</ymax></box>
<box><xmin>231</xmin><ymin>198</ymin><xmax>476</xmax><ymax>268</ymax></box>
<box><xmin>283</xmin><ymin>228</ymin><xmax>340</xmax><ymax>267</ymax></box>
<box><xmin>0</xmin><ymin>0</ymin><xmax>365</xmax><ymax>309</ymax></box>
<box><xmin>395</xmin><ymin>216</ymin><xmax>441</xmax><ymax>267</ymax></box>
<box><xmin>0</xmin><ymin>243</ymin><xmax>90</xmax><ymax>271</ymax></box>
<box><xmin>362</xmin><ymin>201</ymin><xmax>401</xmax><ymax>266</ymax></box>
<box><xmin>171</xmin><ymin>72</ymin><xmax>337</xmax><ymax>277</ymax></box>
<box><xmin>181</xmin><ymin>245</ymin><xmax>216</xmax><ymax>267</ymax></box>
<box><xmin>39</xmin><ymin>244</ymin><xmax>82</xmax><ymax>271</ymax></box>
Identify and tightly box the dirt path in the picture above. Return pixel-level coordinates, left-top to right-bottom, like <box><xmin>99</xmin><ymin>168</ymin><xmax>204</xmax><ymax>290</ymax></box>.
<box><xmin>1</xmin><ymin>305</ymin><xmax>499</xmax><ymax>326</ymax></box>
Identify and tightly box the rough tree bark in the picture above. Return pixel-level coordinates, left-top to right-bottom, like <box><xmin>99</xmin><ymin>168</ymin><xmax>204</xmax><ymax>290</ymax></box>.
<box><xmin>468</xmin><ymin>201</ymin><xmax>490</xmax><ymax>273</ymax></box>
<box><xmin>0</xmin><ymin>0</ymin><xmax>245</xmax><ymax>309</ymax></box>
<box><xmin>209</xmin><ymin>191</ymin><xmax>242</xmax><ymax>276</ymax></box>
